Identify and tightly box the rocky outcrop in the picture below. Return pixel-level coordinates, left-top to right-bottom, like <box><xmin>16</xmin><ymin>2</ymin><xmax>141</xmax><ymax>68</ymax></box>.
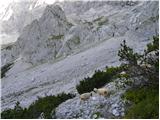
<box><xmin>11</xmin><ymin>5</ymin><xmax>71</xmax><ymax>65</ymax></box>
<box><xmin>55</xmin><ymin>78</ymin><xmax>130</xmax><ymax>119</ymax></box>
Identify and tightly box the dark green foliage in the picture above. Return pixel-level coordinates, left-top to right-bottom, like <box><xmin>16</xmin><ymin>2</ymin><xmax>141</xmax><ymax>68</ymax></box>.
<box><xmin>119</xmin><ymin>36</ymin><xmax>159</xmax><ymax>118</ymax></box>
<box><xmin>146</xmin><ymin>36</ymin><xmax>159</xmax><ymax>53</ymax></box>
<box><xmin>1</xmin><ymin>93</ymin><xmax>75</xmax><ymax>119</ymax></box>
<box><xmin>118</xmin><ymin>36</ymin><xmax>159</xmax><ymax>86</ymax></box>
<box><xmin>143</xmin><ymin>37</ymin><xmax>159</xmax><ymax>86</ymax></box>
<box><xmin>123</xmin><ymin>87</ymin><xmax>159</xmax><ymax>119</ymax></box>
<box><xmin>1</xmin><ymin>102</ymin><xmax>25</xmax><ymax>119</ymax></box>
<box><xmin>76</xmin><ymin>66</ymin><xmax>123</xmax><ymax>94</ymax></box>
<box><xmin>1</xmin><ymin>62</ymin><xmax>13</xmax><ymax>78</ymax></box>
<box><xmin>123</xmin><ymin>79</ymin><xmax>133</xmax><ymax>86</ymax></box>
<box><xmin>26</xmin><ymin>93</ymin><xmax>75</xmax><ymax>118</ymax></box>
<box><xmin>118</xmin><ymin>40</ymin><xmax>142</xmax><ymax>65</ymax></box>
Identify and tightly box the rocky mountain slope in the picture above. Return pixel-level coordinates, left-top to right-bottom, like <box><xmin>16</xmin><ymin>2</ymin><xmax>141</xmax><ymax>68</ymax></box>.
<box><xmin>1</xmin><ymin>1</ymin><xmax>159</xmax><ymax>115</ymax></box>
<box><xmin>0</xmin><ymin>0</ymin><xmax>50</xmax><ymax>45</ymax></box>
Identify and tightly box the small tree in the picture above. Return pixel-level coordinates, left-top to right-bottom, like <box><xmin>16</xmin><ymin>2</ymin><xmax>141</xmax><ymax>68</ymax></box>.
<box><xmin>143</xmin><ymin>36</ymin><xmax>159</xmax><ymax>86</ymax></box>
<box><xmin>118</xmin><ymin>40</ymin><xmax>142</xmax><ymax>65</ymax></box>
<box><xmin>118</xmin><ymin>37</ymin><xmax>159</xmax><ymax>87</ymax></box>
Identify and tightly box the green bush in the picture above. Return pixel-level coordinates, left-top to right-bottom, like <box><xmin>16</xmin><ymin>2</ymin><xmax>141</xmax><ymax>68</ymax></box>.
<box><xmin>1</xmin><ymin>93</ymin><xmax>75</xmax><ymax>119</ymax></box>
<box><xmin>118</xmin><ymin>40</ymin><xmax>142</xmax><ymax>65</ymax></box>
<box><xmin>144</xmin><ymin>36</ymin><xmax>159</xmax><ymax>85</ymax></box>
<box><xmin>1</xmin><ymin>102</ymin><xmax>28</xmax><ymax>119</ymax></box>
<box><xmin>146</xmin><ymin>36</ymin><xmax>159</xmax><ymax>53</ymax></box>
<box><xmin>123</xmin><ymin>87</ymin><xmax>159</xmax><ymax>119</ymax></box>
<box><xmin>1</xmin><ymin>62</ymin><xmax>13</xmax><ymax>78</ymax></box>
<box><xmin>76</xmin><ymin>66</ymin><xmax>124</xmax><ymax>94</ymax></box>
<box><xmin>118</xmin><ymin>36</ymin><xmax>159</xmax><ymax>119</ymax></box>
<box><xmin>118</xmin><ymin>36</ymin><xmax>159</xmax><ymax>87</ymax></box>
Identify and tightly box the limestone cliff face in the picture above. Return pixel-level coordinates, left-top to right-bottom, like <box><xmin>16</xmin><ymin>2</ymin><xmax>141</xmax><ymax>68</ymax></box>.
<box><xmin>19</xmin><ymin>1</ymin><xmax>159</xmax><ymax>65</ymax></box>
<box><xmin>2</xmin><ymin>1</ymin><xmax>158</xmax><ymax>66</ymax></box>
<box><xmin>16</xmin><ymin>5</ymin><xmax>71</xmax><ymax>65</ymax></box>
<box><xmin>0</xmin><ymin>0</ymin><xmax>47</xmax><ymax>34</ymax></box>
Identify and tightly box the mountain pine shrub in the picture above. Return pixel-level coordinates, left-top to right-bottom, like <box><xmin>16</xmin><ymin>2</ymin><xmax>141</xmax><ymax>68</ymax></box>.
<box><xmin>119</xmin><ymin>36</ymin><xmax>159</xmax><ymax>118</ymax></box>
<box><xmin>122</xmin><ymin>86</ymin><xmax>159</xmax><ymax>119</ymax></box>
<box><xmin>1</xmin><ymin>93</ymin><xmax>75</xmax><ymax>119</ymax></box>
<box><xmin>76</xmin><ymin>66</ymin><xmax>124</xmax><ymax>94</ymax></box>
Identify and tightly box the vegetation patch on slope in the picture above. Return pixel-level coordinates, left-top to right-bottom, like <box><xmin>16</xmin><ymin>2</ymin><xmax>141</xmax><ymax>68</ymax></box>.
<box><xmin>76</xmin><ymin>66</ymin><xmax>125</xmax><ymax>94</ymax></box>
<box><xmin>119</xmin><ymin>36</ymin><xmax>159</xmax><ymax>119</ymax></box>
<box><xmin>93</xmin><ymin>16</ymin><xmax>109</xmax><ymax>26</ymax></box>
<box><xmin>76</xmin><ymin>36</ymin><xmax>159</xmax><ymax>118</ymax></box>
<box><xmin>122</xmin><ymin>86</ymin><xmax>159</xmax><ymax>118</ymax></box>
<box><xmin>48</xmin><ymin>34</ymin><xmax>64</xmax><ymax>40</ymax></box>
<box><xmin>1</xmin><ymin>93</ymin><xmax>75</xmax><ymax>119</ymax></box>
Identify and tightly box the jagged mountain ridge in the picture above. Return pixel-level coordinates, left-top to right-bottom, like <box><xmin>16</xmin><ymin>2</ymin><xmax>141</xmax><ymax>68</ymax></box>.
<box><xmin>0</xmin><ymin>0</ymin><xmax>56</xmax><ymax>34</ymax></box>
<box><xmin>1</xmin><ymin>1</ymin><xmax>159</xmax><ymax>112</ymax></box>
<box><xmin>0</xmin><ymin>0</ymin><xmax>50</xmax><ymax>45</ymax></box>
<box><xmin>2</xmin><ymin>1</ymin><xmax>159</xmax><ymax>66</ymax></box>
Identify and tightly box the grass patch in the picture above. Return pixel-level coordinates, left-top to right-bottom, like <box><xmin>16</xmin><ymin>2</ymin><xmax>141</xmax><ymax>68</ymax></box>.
<box><xmin>1</xmin><ymin>93</ymin><xmax>75</xmax><ymax>119</ymax></box>
<box><xmin>93</xmin><ymin>16</ymin><xmax>108</xmax><ymax>26</ymax></box>
<box><xmin>1</xmin><ymin>62</ymin><xmax>13</xmax><ymax>78</ymax></box>
<box><xmin>48</xmin><ymin>34</ymin><xmax>64</xmax><ymax>40</ymax></box>
<box><xmin>76</xmin><ymin>66</ymin><xmax>124</xmax><ymax>94</ymax></box>
<box><xmin>93</xmin><ymin>16</ymin><xmax>104</xmax><ymax>22</ymax></box>
<box><xmin>122</xmin><ymin>87</ymin><xmax>159</xmax><ymax>119</ymax></box>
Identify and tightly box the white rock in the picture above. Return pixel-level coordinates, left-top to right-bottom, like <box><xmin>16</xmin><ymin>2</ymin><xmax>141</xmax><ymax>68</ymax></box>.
<box><xmin>112</xmin><ymin>109</ymin><xmax>120</xmax><ymax>117</ymax></box>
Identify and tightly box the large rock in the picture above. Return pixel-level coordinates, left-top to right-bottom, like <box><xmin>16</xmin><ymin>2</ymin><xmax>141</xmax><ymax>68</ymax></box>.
<box><xmin>14</xmin><ymin>4</ymin><xmax>71</xmax><ymax>65</ymax></box>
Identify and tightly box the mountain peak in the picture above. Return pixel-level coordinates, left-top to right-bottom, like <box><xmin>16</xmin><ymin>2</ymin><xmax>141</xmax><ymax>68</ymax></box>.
<box><xmin>42</xmin><ymin>4</ymin><xmax>66</xmax><ymax>21</ymax></box>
